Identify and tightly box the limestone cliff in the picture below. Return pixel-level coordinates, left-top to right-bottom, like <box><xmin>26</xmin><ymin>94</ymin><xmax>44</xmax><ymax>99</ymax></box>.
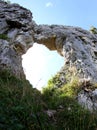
<box><xmin>0</xmin><ymin>0</ymin><xmax>35</xmax><ymax>78</ymax></box>
<box><xmin>1</xmin><ymin>1</ymin><xmax>97</xmax><ymax>110</ymax></box>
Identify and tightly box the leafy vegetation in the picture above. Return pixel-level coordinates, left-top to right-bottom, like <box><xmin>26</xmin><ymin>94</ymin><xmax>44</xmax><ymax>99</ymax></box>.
<box><xmin>90</xmin><ymin>26</ymin><xmax>97</xmax><ymax>34</ymax></box>
<box><xmin>0</xmin><ymin>71</ymin><xmax>97</xmax><ymax>130</ymax></box>
<box><xmin>0</xmin><ymin>34</ymin><xmax>9</xmax><ymax>40</ymax></box>
<box><xmin>42</xmin><ymin>75</ymin><xmax>97</xmax><ymax>130</ymax></box>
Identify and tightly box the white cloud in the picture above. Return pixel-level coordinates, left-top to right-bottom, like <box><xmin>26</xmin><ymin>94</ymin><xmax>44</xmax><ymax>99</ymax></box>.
<box><xmin>46</xmin><ymin>2</ymin><xmax>53</xmax><ymax>7</ymax></box>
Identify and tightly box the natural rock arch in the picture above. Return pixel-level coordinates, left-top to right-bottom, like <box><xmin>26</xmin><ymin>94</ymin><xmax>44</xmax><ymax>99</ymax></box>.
<box><xmin>0</xmin><ymin>0</ymin><xmax>97</xmax><ymax>84</ymax></box>
<box><xmin>1</xmin><ymin>0</ymin><xmax>97</xmax><ymax>111</ymax></box>
<box><xmin>34</xmin><ymin>25</ymin><xmax>97</xmax><ymax>83</ymax></box>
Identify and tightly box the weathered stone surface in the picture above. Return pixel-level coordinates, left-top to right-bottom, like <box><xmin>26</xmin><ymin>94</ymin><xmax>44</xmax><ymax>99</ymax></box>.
<box><xmin>78</xmin><ymin>89</ymin><xmax>97</xmax><ymax>111</ymax></box>
<box><xmin>0</xmin><ymin>0</ymin><xmax>35</xmax><ymax>78</ymax></box>
<box><xmin>34</xmin><ymin>25</ymin><xmax>97</xmax><ymax>83</ymax></box>
<box><xmin>0</xmin><ymin>0</ymin><xmax>97</xmax><ymax>110</ymax></box>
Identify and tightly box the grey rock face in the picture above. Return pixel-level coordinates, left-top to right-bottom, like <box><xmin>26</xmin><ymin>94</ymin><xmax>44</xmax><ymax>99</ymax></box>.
<box><xmin>78</xmin><ymin>89</ymin><xmax>97</xmax><ymax>111</ymax></box>
<box><xmin>0</xmin><ymin>1</ymin><xmax>35</xmax><ymax>77</ymax></box>
<box><xmin>34</xmin><ymin>25</ymin><xmax>97</xmax><ymax>83</ymax></box>
<box><xmin>0</xmin><ymin>39</ymin><xmax>23</xmax><ymax>77</ymax></box>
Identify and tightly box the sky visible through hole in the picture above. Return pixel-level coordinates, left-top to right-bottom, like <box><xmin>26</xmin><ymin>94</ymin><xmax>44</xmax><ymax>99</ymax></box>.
<box><xmin>22</xmin><ymin>43</ymin><xmax>64</xmax><ymax>90</ymax></box>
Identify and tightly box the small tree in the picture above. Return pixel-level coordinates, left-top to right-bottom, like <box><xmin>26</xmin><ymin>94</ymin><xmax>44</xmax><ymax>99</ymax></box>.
<box><xmin>90</xmin><ymin>26</ymin><xmax>97</xmax><ymax>34</ymax></box>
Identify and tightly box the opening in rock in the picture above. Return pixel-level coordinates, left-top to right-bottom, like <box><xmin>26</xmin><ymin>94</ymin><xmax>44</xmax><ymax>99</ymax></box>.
<box><xmin>22</xmin><ymin>43</ymin><xmax>64</xmax><ymax>90</ymax></box>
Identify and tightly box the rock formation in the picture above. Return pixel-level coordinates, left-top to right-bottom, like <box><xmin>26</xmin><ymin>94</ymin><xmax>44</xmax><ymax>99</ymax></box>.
<box><xmin>0</xmin><ymin>0</ymin><xmax>35</xmax><ymax>78</ymax></box>
<box><xmin>0</xmin><ymin>1</ymin><xmax>97</xmax><ymax>110</ymax></box>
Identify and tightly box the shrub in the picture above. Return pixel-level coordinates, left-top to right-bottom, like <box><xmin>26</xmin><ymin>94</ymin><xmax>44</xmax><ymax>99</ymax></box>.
<box><xmin>42</xmin><ymin>75</ymin><xmax>97</xmax><ymax>130</ymax></box>
<box><xmin>0</xmin><ymin>34</ymin><xmax>9</xmax><ymax>40</ymax></box>
<box><xmin>90</xmin><ymin>26</ymin><xmax>97</xmax><ymax>34</ymax></box>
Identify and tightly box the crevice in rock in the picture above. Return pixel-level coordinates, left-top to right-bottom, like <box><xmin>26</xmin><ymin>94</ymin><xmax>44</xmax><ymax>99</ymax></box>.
<box><xmin>6</xmin><ymin>19</ymin><xmax>23</xmax><ymax>29</ymax></box>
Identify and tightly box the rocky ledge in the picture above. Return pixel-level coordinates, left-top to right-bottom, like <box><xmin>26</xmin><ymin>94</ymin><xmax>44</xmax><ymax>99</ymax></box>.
<box><xmin>0</xmin><ymin>0</ymin><xmax>97</xmax><ymax>111</ymax></box>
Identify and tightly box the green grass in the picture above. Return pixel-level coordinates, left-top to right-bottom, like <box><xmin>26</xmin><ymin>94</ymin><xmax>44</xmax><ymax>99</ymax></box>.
<box><xmin>0</xmin><ymin>70</ymin><xmax>52</xmax><ymax>130</ymax></box>
<box><xmin>0</xmin><ymin>70</ymin><xmax>97</xmax><ymax>130</ymax></box>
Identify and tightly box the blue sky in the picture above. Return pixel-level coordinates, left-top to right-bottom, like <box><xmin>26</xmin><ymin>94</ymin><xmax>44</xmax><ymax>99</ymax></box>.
<box><xmin>22</xmin><ymin>44</ymin><xmax>64</xmax><ymax>90</ymax></box>
<box><xmin>10</xmin><ymin>0</ymin><xmax>97</xmax><ymax>29</ymax></box>
<box><xmin>9</xmin><ymin>0</ymin><xmax>97</xmax><ymax>90</ymax></box>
